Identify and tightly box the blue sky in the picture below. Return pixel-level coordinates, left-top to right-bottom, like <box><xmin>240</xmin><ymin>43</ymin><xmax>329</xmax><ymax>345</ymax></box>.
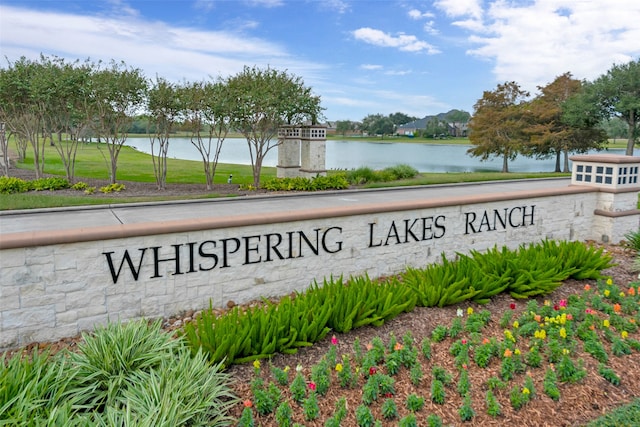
<box><xmin>1</xmin><ymin>0</ymin><xmax>639</xmax><ymax>122</ymax></box>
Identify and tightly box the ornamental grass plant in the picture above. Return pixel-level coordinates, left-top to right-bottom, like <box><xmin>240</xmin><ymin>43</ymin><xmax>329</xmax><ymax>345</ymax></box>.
<box><xmin>1</xmin><ymin>320</ymin><xmax>237</xmax><ymax>425</ymax></box>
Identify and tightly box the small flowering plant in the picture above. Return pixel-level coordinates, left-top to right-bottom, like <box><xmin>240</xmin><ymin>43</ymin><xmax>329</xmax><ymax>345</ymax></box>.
<box><xmin>234</xmin><ymin>277</ymin><xmax>639</xmax><ymax>425</ymax></box>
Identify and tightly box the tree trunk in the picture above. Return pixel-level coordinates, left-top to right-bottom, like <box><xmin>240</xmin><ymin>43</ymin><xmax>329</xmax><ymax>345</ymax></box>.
<box><xmin>563</xmin><ymin>149</ymin><xmax>570</xmax><ymax>173</ymax></box>
<box><xmin>626</xmin><ymin>111</ymin><xmax>636</xmax><ymax>156</ymax></box>
<box><xmin>554</xmin><ymin>151</ymin><xmax>561</xmax><ymax>172</ymax></box>
<box><xmin>502</xmin><ymin>153</ymin><xmax>509</xmax><ymax>173</ymax></box>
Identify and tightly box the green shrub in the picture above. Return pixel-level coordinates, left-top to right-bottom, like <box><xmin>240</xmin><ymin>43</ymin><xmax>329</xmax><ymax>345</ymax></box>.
<box><xmin>71</xmin><ymin>181</ymin><xmax>89</xmax><ymax>191</ymax></box>
<box><xmin>31</xmin><ymin>177</ymin><xmax>70</xmax><ymax>191</ymax></box>
<box><xmin>99</xmin><ymin>183</ymin><xmax>126</xmax><ymax>193</ymax></box>
<box><xmin>1</xmin><ymin>320</ymin><xmax>237</xmax><ymax>425</ymax></box>
<box><xmin>346</xmin><ymin>166</ymin><xmax>377</xmax><ymax>184</ymax></box>
<box><xmin>262</xmin><ymin>175</ymin><xmax>349</xmax><ymax>191</ymax></box>
<box><xmin>382</xmin><ymin>164</ymin><xmax>418</xmax><ymax>180</ymax></box>
<box><xmin>0</xmin><ymin>350</ymin><xmax>75</xmax><ymax>423</ymax></box>
<box><xmin>0</xmin><ymin>176</ymin><xmax>30</xmax><ymax>194</ymax></box>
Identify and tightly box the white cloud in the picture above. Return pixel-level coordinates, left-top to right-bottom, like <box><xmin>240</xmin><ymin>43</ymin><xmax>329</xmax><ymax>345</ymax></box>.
<box><xmin>320</xmin><ymin>0</ymin><xmax>350</xmax><ymax>14</ymax></box>
<box><xmin>434</xmin><ymin>0</ymin><xmax>483</xmax><ymax>20</ymax></box>
<box><xmin>353</xmin><ymin>27</ymin><xmax>440</xmax><ymax>53</ymax></box>
<box><xmin>407</xmin><ymin>9</ymin><xmax>439</xmax><ymax>34</ymax></box>
<box><xmin>106</xmin><ymin>0</ymin><xmax>140</xmax><ymax>18</ymax></box>
<box><xmin>0</xmin><ymin>5</ymin><xmax>325</xmax><ymax>82</ymax></box>
<box><xmin>465</xmin><ymin>0</ymin><xmax>640</xmax><ymax>92</ymax></box>
<box><xmin>385</xmin><ymin>69</ymin><xmax>412</xmax><ymax>76</ymax></box>
<box><xmin>408</xmin><ymin>9</ymin><xmax>435</xmax><ymax>20</ymax></box>
<box><xmin>193</xmin><ymin>0</ymin><xmax>216</xmax><ymax>12</ymax></box>
<box><xmin>245</xmin><ymin>0</ymin><xmax>284</xmax><ymax>7</ymax></box>
<box><xmin>360</xmin><ymin>64</ymin><xmax>383</xmax><ymax>70</ymax></box>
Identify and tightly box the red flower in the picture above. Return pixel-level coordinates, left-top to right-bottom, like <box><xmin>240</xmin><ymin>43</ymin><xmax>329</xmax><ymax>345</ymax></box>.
<box><xmin>510</xmin><ymin>303</ymin><xmax>516</xmax><ymax>310</ymax></box>
<box><xmin>243</xmin><ymin>399</ymin><xmax>253</xmax><ymax>408</ymax></box>
<box><xmin>331</xmin><ymin>335</ymin><xmax>338</xmax><ymax>345</ymax></box>
<box><xmin>553</xmin><ymin>304</ymin><xmax>560</xmax><ymax>311</ymax></box>
<box><xmin>384</xmin><ymin>393</ymin><xmax>393</xmax><ymax>398</ymax></box>
<box><xmin>461</xmin><ymin>339</ymin><xmax>467</xmax><ymax>345</ymax></box>
<box><xmin>369</xmin><ymin>366</ymin><xmax>377</xmax><ymax>376</ymax></box>
<box><xmin>308</xmin><ymin>382</ymin><xmax>316</xmax><ymax>391</ymax></box>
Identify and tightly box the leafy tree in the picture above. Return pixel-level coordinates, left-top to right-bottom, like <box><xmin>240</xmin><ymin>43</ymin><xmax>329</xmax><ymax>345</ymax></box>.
<box><xmin>362</xmin><ymin>114</ymin><xmax>394</xmax><ymax>138</ymax></box>
<box><xmin>225</xmin><ymin>66</ymin><xmax>323</xmax><ymax>188</ymax></box>
<box><xmin>336</xmin><ymin>120</ymin><xmax>356</xmax><ymax>136</ymax></box>
<box><xmin>600</xmin><ymin>117</ymin><xmax>628</xmax><ymax>141</ymax></box>
<box><xmin>467</xmin><ymin>81</ymin><xmax>530</xmax><ymax>173</ymax></box>
<box><xmin>147</xmin><ymin>77</ymin><xmax>182</xmax><ymax>190</ymax></box>
<box><xmin>586</xmin><ymin>59</ymin><xmax>640</xmax><ymax>155</ymax></box>
<box><xmin>89</xmin><ymin>61</ymin><xmax>147</xmax><ymax>184</ymax></box>
<box><xmin>0</xmin><ymin>57</ymin><xmax>46</xmax><ymax>177</ymax></box>
<box><xmin>37</xmin><ymin>56</ymin><xmax>94</xmax><ymax>182</ymax></box>
<box><xmin>181</xmin><ymin>79</ymin><xmax>233</xmax><ymax>190</ymax></box>
<box><xmin>388</xmin><ymin>112</ymin><xmax>417</xmax><ymax>126</ymax></box>
<box><xmin>424</xmin><ymin>118</ymin><xmax>448</xmax><ymax>138</ymax></box>
<box><xmin>526</xmin><ymin>72</ymin><xmax>606</xmax><ymax>172</ymax></box>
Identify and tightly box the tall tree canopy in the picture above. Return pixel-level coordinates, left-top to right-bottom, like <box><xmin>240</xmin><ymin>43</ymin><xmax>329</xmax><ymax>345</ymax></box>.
<box><xmin>225</xmin><ymin>66</ymin><xmax>324</xmax><ymax>188</ymax></box>
<box><xmin>388</xmin><ymin>112</ymin><xmax>417</xmax><ymax>126</ymax></box>
<box><xmin>582</xmin><ymin>58</ymin><xmax>640</xmax><ymax>155</ymax></box>
<box><xmin>467</xmin><ymin>81</ymin><xmax>530</xmax><ymax>173</ymax></box>
<box><xmin>181</xmin><ymin>79</ymin><xmax>233</xmax><ymax>190</ymax></box>
<box><xmin>146</xmin><ymin>77</ymin><xmax>182</xmax><ymax>190</ymax></box>
<box><xmin>90</xmin><ymin>61</ymin><xmax>147</xmax><ymax>184</ymax></box>
<box><xmin>361</xmin><ymin>114</ymin><xmax>395</xmax><ymax>138</ymax></box>
<box><xmin>527</xmin><ymin>72</ymin><xmax>606</xmax><ymax>172</ymax></box>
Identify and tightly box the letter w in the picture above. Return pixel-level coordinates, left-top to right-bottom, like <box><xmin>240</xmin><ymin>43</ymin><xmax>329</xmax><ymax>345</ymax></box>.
<box><xmin>103</xmin><ymin>249</ymin><xmax>147</xmax><ymax>284</ymax></box>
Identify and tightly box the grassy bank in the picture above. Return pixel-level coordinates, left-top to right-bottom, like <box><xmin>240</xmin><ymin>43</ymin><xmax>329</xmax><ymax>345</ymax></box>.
<box><xmin>3</xmin><ymin>139</ymin><xmax>571</xmax><ymax>210</ymax></box>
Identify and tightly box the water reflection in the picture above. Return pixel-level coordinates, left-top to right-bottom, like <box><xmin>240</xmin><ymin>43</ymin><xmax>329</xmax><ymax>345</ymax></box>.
<box><xmin>127</xmin><ymin>138</ymin><xmax>637</xmax><ymax>173</ymax></box>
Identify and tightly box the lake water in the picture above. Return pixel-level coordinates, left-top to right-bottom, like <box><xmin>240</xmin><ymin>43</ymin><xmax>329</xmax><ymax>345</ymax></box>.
<box><xmin>126</xmin><ymin>138</ymin><xmax>638</xmax><ymax>173</ymax></box>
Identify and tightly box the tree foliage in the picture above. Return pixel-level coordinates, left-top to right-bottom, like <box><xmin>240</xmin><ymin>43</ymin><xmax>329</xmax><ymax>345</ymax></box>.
<box><xmin>180</xmin><ymin>80</ymin><xmax>233</xmax><ymax>190</ymax></box>
<box><xmin>0</xmin><ymin>56</ymin><xmax>47</xmax><ymax>178</ymax></box>
<box><xmin>90</xmin><ymin>61</ymin><xmax>147</xmax><ymax>184</ymax></box>
<box><xmin>467</xmin><ymin>81</ymin><xmax>530</xmax><ymax>173</ymax></box>
<box><xmin>225</xmin><ymin>66</ymin><xmax>323</xmax><ymax>188</ymax></box>
<box><xmin>362</xmin><ymin>114</ymin><xmax>395</xmax><ymax>138</ymax></box>
<box><xmin>588</xmin><ymin>58</ymin><xmax>640</xmax><ymax>155</ymax></box>
<box><xmin>388</xmin><ymin>112</ymin><xmax>417</xmax><ymax>126</ymax></box>
<box><xmin>424</xmin><ymin>118</ymin><xmax>449</xmax><ymax>138</ymax></box>
<box><xmin>336</xmin><ymin>120</ymin><xmax>357</xmax><ymax>136</ymax></box>
<box><xmin>526</xmin><ymin>72</ymin><xmax>606</xmax><ymax>172</ymax></box>
<box><xmin>147</xmin><ymin>77</ymin><xmax>182</xmax><ymax>190</ymax></box>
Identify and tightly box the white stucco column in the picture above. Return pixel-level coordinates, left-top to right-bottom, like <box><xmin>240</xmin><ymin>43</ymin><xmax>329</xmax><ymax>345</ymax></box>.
<box><xmin>277</xmin><ymin>126</ymin><xmax>301</xmax><ymax>178</ymax></box>
<box><xmin>299</xmin><ymin>125</ymin><xmax>327</xmax><ymax>178</ymax></box>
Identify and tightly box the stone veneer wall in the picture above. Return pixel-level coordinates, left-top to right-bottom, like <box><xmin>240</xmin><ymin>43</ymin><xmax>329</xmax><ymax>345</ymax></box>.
<box><xmin>1</xmin><ymin>183</ymin><xmax>638</xmax><ymax>351</ymax></box>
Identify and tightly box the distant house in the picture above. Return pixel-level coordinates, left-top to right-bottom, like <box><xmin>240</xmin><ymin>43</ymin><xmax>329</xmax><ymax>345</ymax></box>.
<box><xmin>396</xmin><ymin>116</ymin><xmax>469</xmax><ymax>137</ymax></box>
<box><xmin>396</xmin><ymin>117</ymin><xmax>429</xmax><ymax>136</ymax></box>
<box><xmin>447</xmin><ymin>122</ymin><xmax>468</xmax><ymax>137</ymax></box>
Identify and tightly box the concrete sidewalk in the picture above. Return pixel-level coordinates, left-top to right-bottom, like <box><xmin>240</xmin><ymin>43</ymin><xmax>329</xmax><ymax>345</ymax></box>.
<box><xmin>0</xmin><ymin>178</ymin><xmax>572</xmax><ymax>237</ymax></box>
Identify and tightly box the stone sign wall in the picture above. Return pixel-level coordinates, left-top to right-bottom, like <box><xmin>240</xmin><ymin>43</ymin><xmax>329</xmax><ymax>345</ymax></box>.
<box><xmin>1</xmin><ymin>155</ymin><xmax>638</xmax><ymax>350</ymax></box>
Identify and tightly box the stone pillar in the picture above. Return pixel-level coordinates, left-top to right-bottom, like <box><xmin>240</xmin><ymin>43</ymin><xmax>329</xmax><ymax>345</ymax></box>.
<box><xmin>570</xmin><ymin>154</ymin><xmax>640</xmax><ymax>243</ymax></box>
<box><xmin>299</xmin><ymin>125</ymin><xmax>327</xmax><ymax>178</ymax></box>
<box><xmin>277</xmin><ymin>126</ymin><xmax>301</xmax><ymax>178</ymax></box>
